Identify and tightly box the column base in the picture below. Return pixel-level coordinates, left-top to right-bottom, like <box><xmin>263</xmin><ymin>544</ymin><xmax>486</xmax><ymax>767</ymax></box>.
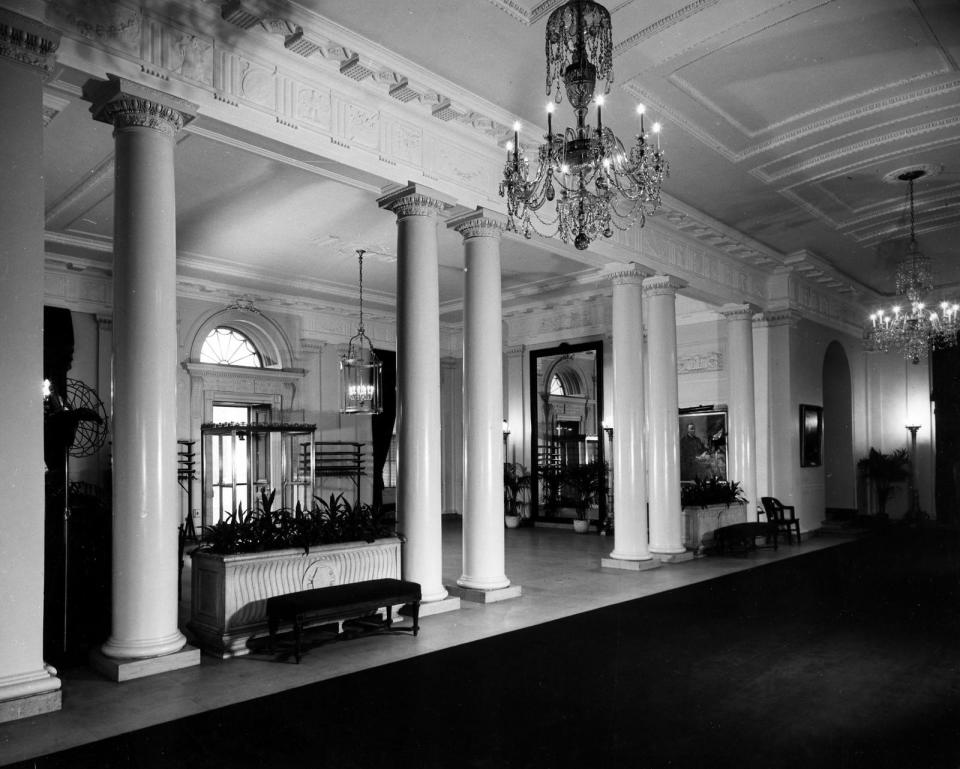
<box><xmin>401</xmin><ymin>596</ymin><xmax>461</xmax><ymax>618</ymax></box>
<box><xmin>601</xmin><ymin>557</ymin><xmax>661</xmax><ymax>572</ymax></box>
<box><xmin>655</xmin><ymin>550</ymin><xmax>695</xmax><ymax>564</ymax></box>
<box><xmin>0</xmin><ymin>666</ymin><xmax>62</xmax><ymax>724</ymax></box>
<box><xmin>447</xmin><ymin>584</ymin><xmax>522</xmax><ymax>603</ymax></box>
<box><xmin>89</xmin><ymin>644</ymin><xmax>201</xmax><ymax>683</ymax></box>
<box><xmin>0</xmin><ymin>690</ymin><xmax>61</xmax><ymax>724</ymax></box>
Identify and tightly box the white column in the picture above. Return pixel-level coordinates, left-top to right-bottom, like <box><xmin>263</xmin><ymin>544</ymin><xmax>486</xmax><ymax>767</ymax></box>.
<box><xmin>644</xmin><ymin>275</ymin><xmax>689</xmax><ymax>558</ymax></box>
<box><xmin>378</xmin><ymin>184</ymin><xmax>456</xmax><ymax>608</ymax></box>
<box><xmin>604</xmin><ymin>265</ymin><xmax>658</xmax><ymax>570</ymax></box>
<box><xmin>0</xmin><ymin>9</ymin><xmax>63</xmax><ymax>722</ymax></box>
<box><xmin>447</xmin><ymin>209</ymin><xmax>520</xmax><ymax>601</ymax></box>
<box><xmin>86</xmin><ymin>76</ymin><xmax>200</xmax><ymax>675</ymax></box>
<box><xmin>720</xmin><ymin>304</ymin><xmax>759</xmax><ymax>521</ymax></box>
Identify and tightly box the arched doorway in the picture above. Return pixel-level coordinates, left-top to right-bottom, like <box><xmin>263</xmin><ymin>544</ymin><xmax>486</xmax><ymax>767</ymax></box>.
<box><xmin>822</xmin><ymin>341</ymin><xmax>855</xmax><ymax>515</ymax></box>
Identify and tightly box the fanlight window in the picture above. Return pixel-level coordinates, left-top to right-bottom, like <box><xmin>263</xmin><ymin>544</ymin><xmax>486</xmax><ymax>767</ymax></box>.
<box><xmin>200</xmin><ymin>327</ymin><xmax>263</xmax><ymax>368</ymax></box>
<box><xmin>549</xmin><ymin>375</ymin><xmax>565</xmax><ymax>396</ymax></box>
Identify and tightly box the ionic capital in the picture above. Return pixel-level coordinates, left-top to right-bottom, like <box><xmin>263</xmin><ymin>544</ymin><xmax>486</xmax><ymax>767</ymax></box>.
<box><xmin>607</xmin><ymin>262</ymin><xmax>651</xmax><ymax>287</ymax></box>
<box><xmin>84</xmin><ymin>74</ymin><xmax>197</xmax><ymax>138</ymax></box>
<box><xmin>641</xmin><ymin>274</ymin><xmax>687</xmax><ymax>298</ymax></box>
<box><xmin>378</xmin><ymin>183</ymin><xmax>454</xmax><ymax>220</ymax></box>
<box><xmin>718</xmin><ymin>302</ymin><xmax>757</xmax><ymax>323</ymax></box>
<box><xmin>446</xmin><ymin>208</ymin><xmax>507</xmax><ymax>241</ymax></box>
<box><xmin>0</xmin><ymin>9</ymin><xmax>60</xmax><ymax>74</ymax></box>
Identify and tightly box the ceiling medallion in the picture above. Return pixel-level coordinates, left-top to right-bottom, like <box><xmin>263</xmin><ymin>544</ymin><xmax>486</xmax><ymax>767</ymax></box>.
<box><xmin>499</xmin><ymin>0</ymin><xmax>668</xmax><ymax>250</ymax></box>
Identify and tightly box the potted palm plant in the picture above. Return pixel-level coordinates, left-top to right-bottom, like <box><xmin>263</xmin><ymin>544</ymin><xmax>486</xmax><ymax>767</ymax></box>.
<box><xmin>560</xmin><ymin>460</ymin><xmax>606</xmax><ymax>533</ymax></box>
<box><xmin>503</xmin><ymin>462</ymin><xmax>530</xmax><ymax>528</ymax></box>
<box><xmin>857</xmin><ymin>447</ymin><xmax>910</xmax><ymax>518</ymax></box>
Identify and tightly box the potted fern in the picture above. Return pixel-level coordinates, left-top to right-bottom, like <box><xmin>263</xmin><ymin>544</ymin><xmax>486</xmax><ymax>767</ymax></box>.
<box><xmin>190</xmin><ymin>489</ymin><xmax>399</xmax><ymax>657</ymax></box>
<box><xmin>503</xmin><ymin>462</ymin><xmax>530</xmax><ymax>529</ymax></box>
<box><xmin>680</xmin><ymin>477</ymin><xmax>748</xmax><ymax>551</ymax></box>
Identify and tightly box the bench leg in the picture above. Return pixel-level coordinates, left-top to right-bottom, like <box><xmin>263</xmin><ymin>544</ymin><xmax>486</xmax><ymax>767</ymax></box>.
<box><xmin>294</xmin><ymin>615</ymin><xmax>304</xmax><ymax>664</ymax></box>
<box><xmin>411</xmin><ymin>602</ymin><xmax>420</xmax><ymax>636</ymax></box>
<box><xmin>385</xmin><ymin>604</ymin><xmax>393</xmax><ymax>630</ymax></box>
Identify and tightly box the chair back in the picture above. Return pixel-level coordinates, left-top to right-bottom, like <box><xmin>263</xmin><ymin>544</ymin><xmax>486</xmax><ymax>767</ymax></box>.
<box><xmin>760</xmin><ymin>496</ymin><xmax>782</xmax><ymax>521</ymax></box>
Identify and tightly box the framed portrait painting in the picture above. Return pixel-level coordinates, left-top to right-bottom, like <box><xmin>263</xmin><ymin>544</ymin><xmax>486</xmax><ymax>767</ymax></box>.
<box><xmin>799</xmin><ymin>404</ymin><xmax>823</xmax><ymax>467</ymax></box>
<box><xmin>678</xmin><ymin>408</ymin><xmax>727</xmax><ymax>483</ymax></box>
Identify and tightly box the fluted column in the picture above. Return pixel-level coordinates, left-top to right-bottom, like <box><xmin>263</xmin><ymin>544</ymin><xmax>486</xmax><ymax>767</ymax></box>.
<box><xmin>447</xmin><ymin>209</ymin><xmax>520</xmax><ymax>602</ymax></box>
<box><xmin>720</xmin><ymin>304</ymin><xmax>759</xmax><ymax>520</ymax></box>
<box><xmin>85</xmin><ymin>75</ymin><xmax>200</xmax><ymax>674</ymax></box>
<box><xmin>603</xmin><ymin>264</ymin><xmax>659</xmax><ymax>570</ymax></box>
<box><xmin>378</xmin><ymin>184</ymin><xmax>457</xmax><ymax>608</ymax></box>
<box><xmin>0</xmin><ymin>9</ymin><xmax>62</xmax><ymax>722</ymax></box>
<box><xmin>644</xmin><ymin>275</ymin><xmax>689</xmax><ymax>559</ymax></box>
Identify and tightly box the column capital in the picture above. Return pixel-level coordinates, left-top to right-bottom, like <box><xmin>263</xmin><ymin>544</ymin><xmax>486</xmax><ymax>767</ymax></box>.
<box><xmin>0</xmin><ymin>9</ymin><xmax>60</xmax><ymax>75</ymax></box>
<box><xmin>377</xmin><ymin>182</ymin><xmax>455</xmax><ymax>219</ymax></box>
<box><xmin>446</xmin><ymin>208</ymin><xmax>507</xmax><ymax>240</ymax></box>
<box><xmin>606</xmin><ymin>261</ymin><xmax>651</xmax><ymax>287</ymax></box>
<box><xmin>84</xmin><ymin>74</ymin><xmax>197</xmax><ymax>137</ymax></box>
<box><xmin>718</xmin><ymin>302</ymin><xmax>758</xmax><ymax>322</ymax></box>
<box><xmin>755</xmin><ymin>308</ymin><xmax>799</xmax><ymax>328</ymax></box>
<box><xmin>505</xmin><ymin>344</ymin><xmax>525</xmax><ymax>357</ymax></box>
<box><xmin>642</xmin><ymin>274</ymin><xmax>687</xmax><ymax>297</ymax></box>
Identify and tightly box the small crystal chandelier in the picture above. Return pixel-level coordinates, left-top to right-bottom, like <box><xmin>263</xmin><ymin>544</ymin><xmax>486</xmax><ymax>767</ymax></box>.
<box><xmin>339</xmin><ymin>249</ymin><xmax>382</xmax><ymax>414</ymax></box>
<box><xmin>865</xmin><ymin>169</ymin><xmax>959</xmax><ymax>364</ymax></box>
<box><xmin>499</xmin><ymin>0</ymin><xmax>668</xmax><ymax>251</ymax></box>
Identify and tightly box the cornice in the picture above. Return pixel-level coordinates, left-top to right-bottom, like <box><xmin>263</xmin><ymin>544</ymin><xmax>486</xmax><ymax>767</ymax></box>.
<box><xmin>0</xmin><ymin>8</ymin><xmax>60</xmax><ymax>74</ymax></box>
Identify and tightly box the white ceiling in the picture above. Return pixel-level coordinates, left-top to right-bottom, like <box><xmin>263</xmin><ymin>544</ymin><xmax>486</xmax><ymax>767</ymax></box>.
<box><xmin>40</xmin><ymin>0</ymin><xmax>960</xmax><ymax>323</ymax></box>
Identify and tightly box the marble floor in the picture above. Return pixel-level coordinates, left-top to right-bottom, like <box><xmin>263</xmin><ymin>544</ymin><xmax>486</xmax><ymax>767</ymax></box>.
<box><xmin>0</xmin><ymin>520</ymin><xmax>852</xmax><ymax>766</ymax></box>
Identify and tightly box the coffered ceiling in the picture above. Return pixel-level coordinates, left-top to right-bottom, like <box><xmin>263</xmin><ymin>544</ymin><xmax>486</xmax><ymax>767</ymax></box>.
<box><xmin>37</xmin><ymin>0</ymin><xmax>960</xmax><ymax>324</ymax></box>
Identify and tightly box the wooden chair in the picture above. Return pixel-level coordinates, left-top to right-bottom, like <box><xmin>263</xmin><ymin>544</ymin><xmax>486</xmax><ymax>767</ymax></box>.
<box><xmin>760</xmin><ymin>497</ymin><xmax>801</xmax><ymax>545</ymax></box>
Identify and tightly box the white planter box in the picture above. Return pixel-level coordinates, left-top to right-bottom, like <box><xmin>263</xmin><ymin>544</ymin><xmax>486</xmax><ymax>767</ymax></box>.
<box><xmin>189</xmin><ymin>537</ymin><xmax>402</xmax><ymax>657</ymax></box>
<box><xmin>682</xmin><ymin>502</ymin><xmax>747</xmax><ymax>550</ymax></box>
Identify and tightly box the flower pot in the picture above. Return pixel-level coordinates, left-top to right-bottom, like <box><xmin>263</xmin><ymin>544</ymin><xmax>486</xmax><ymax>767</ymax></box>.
<box><xmin>573</xmin><ymin>518</ymin><xmax>591</xmax><ymax>534</ymax></box>
<box><xmin>504</xmin><ymin>514</ymin><xmax>521</xmax><ymax>529</ymax></box>
<box><xmin>189</xmin><ymin>537</ymin><xmax>402</xmax><ymax>657</ymax></box>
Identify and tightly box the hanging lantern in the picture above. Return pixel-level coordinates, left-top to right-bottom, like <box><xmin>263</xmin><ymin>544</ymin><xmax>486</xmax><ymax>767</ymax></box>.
<box><xmin>339</xmin><ymin>249</ymin><xmax>382</xmax><ymax>414</ymax></box>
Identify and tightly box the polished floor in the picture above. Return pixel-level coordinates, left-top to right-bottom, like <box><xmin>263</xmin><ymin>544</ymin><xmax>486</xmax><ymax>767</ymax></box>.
<box><xmin>0</xmin><ymin>520</ymin><xmax>848</xmax><ymax>766</ymax></box>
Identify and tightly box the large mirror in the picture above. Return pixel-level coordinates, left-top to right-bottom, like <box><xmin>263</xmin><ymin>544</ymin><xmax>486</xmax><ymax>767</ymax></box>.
<box><xmin>529</xmin><ymin>341</ymin><xmax>606</xmax><ymax>528</ymax></box>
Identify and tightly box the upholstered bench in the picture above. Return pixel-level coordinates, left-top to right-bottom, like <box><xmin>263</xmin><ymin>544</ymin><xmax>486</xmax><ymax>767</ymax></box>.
<box><xmin>266</xmin><ymin>578</ymin><xmax>421</xmax><ymax>663</ymax></box>
<box><xmin>713</xmin><ymin>522</ymin><xmax>778</xmax><ymax>555</ymax></box>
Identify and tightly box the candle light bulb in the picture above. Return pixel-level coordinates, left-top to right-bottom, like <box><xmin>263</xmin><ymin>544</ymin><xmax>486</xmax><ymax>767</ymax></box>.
<box><xmin>636</xmin><ymin>103</ymin><xmax>645</xmax><ymax>134</ymax></box>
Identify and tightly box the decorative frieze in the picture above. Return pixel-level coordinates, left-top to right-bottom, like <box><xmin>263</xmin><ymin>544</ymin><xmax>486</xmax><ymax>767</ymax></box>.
<box><xmin>677</xmin><ymin>352</ymin><xmax>722</xmax><ymax>374</ymax></box>
<box><xmin>48</xmin><ymin>0</ymin><xmax>139</xmax><ymax>56</ymax></box>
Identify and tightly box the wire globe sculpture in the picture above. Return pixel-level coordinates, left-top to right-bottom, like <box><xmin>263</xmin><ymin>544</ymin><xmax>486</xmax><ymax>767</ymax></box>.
<box><xmin>65</xmin><ymin>378</ymin><xmax>108</xmax><ymax>458</ymax></box>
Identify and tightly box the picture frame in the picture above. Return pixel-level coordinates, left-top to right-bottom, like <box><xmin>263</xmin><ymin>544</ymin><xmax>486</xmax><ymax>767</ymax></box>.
<box><xmin>678</xmin><ymin>407</ymin><xmax>727</xmax><ymax>483</ymax></box>
<box><xmin>799</xmin><ymin>404</ymin><xmax>823</xmax><ymax>467</ymax></box>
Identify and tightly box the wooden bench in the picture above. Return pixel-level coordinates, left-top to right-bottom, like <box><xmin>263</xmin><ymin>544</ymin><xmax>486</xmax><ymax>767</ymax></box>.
<box><xmin>266</xmin><ymin>578</ymin><xmax>421</xmax><ymax>663</ymax></box>
<box><xmin>713</xmin><ymin>521</ymin><xmax>778</xmax><ymax>555</ymax></box>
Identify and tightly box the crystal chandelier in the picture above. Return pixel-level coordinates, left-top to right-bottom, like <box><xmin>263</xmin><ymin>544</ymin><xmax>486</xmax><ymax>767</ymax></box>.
<box><xmin>499</xmin><ymin>0</ymin><xmax>668</xmax><ymax>251</ymax></box>
<box><xmin>339</xmin><ymin>249</ymin><xmax>382</xmax><ymax>414</ymax></box>
<box><xmin>866</xmin><ymin>170</ymin><xmax>959</xmax><ymax>364</ymax></box>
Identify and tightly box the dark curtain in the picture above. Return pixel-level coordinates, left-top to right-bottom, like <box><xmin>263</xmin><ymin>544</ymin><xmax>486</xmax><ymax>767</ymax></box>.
<box><xmin>932</xmin><ymin>345</ymin><xmax>960</xmax><ymax>525</ymax></box>
<box><xmin>371</xmin><ymin>349</ymin><xmax>397</xmax><ymax>510</ymax></box>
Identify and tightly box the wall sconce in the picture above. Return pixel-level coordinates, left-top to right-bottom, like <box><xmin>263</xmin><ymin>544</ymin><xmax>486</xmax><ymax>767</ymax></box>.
<box><xmin>602</xmin><ymin>420</ymin><xmax>613</xmax><ymax>439</ymax></box>
<box><xmin>502</xmin><ymin>420</ymin><xmax>510</xmax><ymax>437</ymax></box>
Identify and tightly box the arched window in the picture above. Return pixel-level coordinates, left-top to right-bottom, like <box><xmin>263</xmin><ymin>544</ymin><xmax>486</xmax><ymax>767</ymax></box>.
<box><xmin>200</xmin><ymin>327</ymin><xmax>263</xmax><ymax>367</ymax></box>
<box><xmin>549</xmin><ymin>374</ymin><xmax>566</xmax><ymax>396</ymax></box>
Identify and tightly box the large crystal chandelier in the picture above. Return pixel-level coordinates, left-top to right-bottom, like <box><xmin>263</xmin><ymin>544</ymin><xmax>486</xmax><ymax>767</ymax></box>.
<box><xmin>866</xmin><ymin>170</ymin><xmax>959</xmax><ymax>364</ymax></box>
<box><xmin>339</xmin><ymin>250</ymin><xmax>382</xmax><ymax>414</ymax></box>
<box><xmin>499</xmin><ymin>0</ymin><xmax>668</xmax><ymax>251</ymax></box>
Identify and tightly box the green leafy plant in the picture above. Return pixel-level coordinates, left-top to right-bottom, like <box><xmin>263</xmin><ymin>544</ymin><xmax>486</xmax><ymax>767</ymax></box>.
<box><xmin>857</xmin><ymin>447</ymin><xmax>910</xmax><ymax>517</ymax></box>
<box><xmin>198</xmin><ymin>489</ymin><xmax>395</xmax><ymax>555</ymax></box>
<box><xmin>680</xmin><ymin>477</ymin><xmax>747</xmax><ymax>509</ymax></box>
<box><xmin>504</xmin><ymin>462</ymin><xmax>531</xmax><ymax>518</ymax></box>
<box><xmin>560</xmin><ymin>460</ymin><xmax>607</xmax><ymax>521</ymax></box>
